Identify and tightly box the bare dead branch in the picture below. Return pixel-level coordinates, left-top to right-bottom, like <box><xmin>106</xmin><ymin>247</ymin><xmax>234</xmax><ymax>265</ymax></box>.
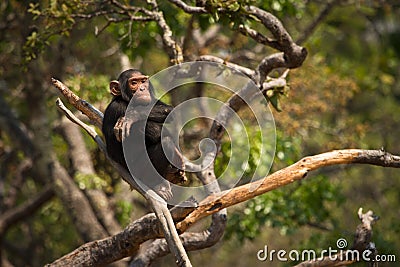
<box><xmin>55</xmin><ymin>98</ymin><xmax>106</xmax><ymax>151</ymax></box>
<box><xmin>52</xmin><ymin>78</ymin><xmax>104</xmax><ymax>128</ymax></box>
<box><xmin>46</xmin><ymin>201</ymin><xmax>197</xmax><ymax>266</ymax></box>
<box><xmin>148</xmin><ymin>198</ymin><xmax>192</xmax><ymax>267</ymax></box>
<box><xmin>176</xmin><ymin>149</ymin><xmax>400</xmax><ymax>232</ymax></box>
<box><xmin>131</xmin><ymin>212</ymin><xmax>227</xmax><ymax>266</ymax></box>
<box><xmin>261</xmin><ymin>69</ymin><xmax>290</xmax><ymax>93</ymax></box>
<box><xmin>239</xmin><ymin>5</ymin><xmax>307</xmax><ymax>85</ymax></box>
<box><xmin>56</xmin><ymin>98</ymin><xmax>141</xmax><ymax>193</ymax></box>
<box><xmin>198</xmin><ymin>55</ymin><xmax>255</xmax><ymax>78</ymax></box>
<box><xmin>165</xmin><ymin>2</ymin><xmax>307</xmax><ymax>85</ymax></box>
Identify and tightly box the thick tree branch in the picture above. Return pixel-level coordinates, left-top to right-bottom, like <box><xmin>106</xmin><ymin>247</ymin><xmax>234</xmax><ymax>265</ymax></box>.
<box><xmin>165</xmin><ymin>2</ymin><xmax>307</xmax><ymax>86</ymax></box>
<box><xmin>131</xmin><ymin>212</ymin><xmax>226</xmax><ymax>266</ymax></box>
<box><xmin>148</xmin><ymin>0</ymin><xmax>183</xmax><ymax>63</ymax></box>
<box><xmin>244</xmin><ymin>6</ymin><xmax>294</xmax><ymax>50</ymax></box>
<box><xmin>46</xmin><ymin>202</ymin><xmax>196</xmax><ymax>266</ymax></box>
<box><xmin>176</xmin><ymin>149</ymin><xmax>400</xmax><ymax>232</ymax></box>
<box><xmin>238</xmin><ymin>24</ymin><xmax>281</xmax><ymax>50</ymax></box>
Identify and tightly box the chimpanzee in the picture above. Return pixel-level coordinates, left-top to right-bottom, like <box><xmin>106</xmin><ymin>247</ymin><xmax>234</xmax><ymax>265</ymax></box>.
<box><xmin>102</xmin><ymin>69</ymin><xmax>186</xmax><ymax>199</ymax></box>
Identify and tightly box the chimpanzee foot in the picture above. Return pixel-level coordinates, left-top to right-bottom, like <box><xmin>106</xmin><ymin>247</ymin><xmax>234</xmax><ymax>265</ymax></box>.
<box><xmin>154</xmin><ymin>182</ymin><xmax>173</xmax><ymax>201</ymax></box>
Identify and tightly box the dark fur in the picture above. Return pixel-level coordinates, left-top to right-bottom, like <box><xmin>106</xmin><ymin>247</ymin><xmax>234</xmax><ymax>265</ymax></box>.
<box><xmin>102</xmin><ymin>69</ymin><xmax>183</xmax><ymax>185</ymax></box>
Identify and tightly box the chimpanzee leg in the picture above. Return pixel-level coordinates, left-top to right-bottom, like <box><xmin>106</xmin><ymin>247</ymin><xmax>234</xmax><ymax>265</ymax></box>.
<box><xmin>160</xmin><ymin>135</ymin><xmax>187</xmax><ymax>185</ymax></box>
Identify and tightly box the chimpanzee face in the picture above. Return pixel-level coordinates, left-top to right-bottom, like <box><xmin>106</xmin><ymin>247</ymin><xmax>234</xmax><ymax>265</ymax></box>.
<box><xmin>127</xmin><ymin>74</ymin><xmax>151</xmax><ymax>106</ymax></box>
<box><xmin>110</xmin><ymin>69</ymin><xmax>153</xmax><ymax>106</ymax></box>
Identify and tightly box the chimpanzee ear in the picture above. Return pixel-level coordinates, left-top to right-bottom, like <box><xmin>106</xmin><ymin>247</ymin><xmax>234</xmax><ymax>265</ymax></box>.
<box><xmin>110</xmin><ymin>80</ymin><xmax>121</xmax><ymax>96</ymax></box>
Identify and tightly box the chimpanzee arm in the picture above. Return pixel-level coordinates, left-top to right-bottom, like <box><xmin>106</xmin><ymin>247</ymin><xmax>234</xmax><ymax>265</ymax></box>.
<box><xmin>102</xmin><ymin>96</ymin><xmax>128</xmax><ymax>168</ymax></box>
<box><xmin>148</xmin><ymin>100</ymin><xmax>173</xmax><ymax>123</ymax></box>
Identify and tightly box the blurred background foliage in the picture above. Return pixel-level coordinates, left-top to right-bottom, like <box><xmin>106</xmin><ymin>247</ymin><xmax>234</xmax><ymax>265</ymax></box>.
<box><xmin>0</xmin><ymin>0</ymin><xmax>399</xmax><ymax>266</ymax></box>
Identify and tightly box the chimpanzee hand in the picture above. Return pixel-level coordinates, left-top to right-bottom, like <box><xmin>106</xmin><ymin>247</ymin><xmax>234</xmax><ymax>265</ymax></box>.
<box><xmin>113</xmin><ymin>116</ymin><xmax>140</xmax><ymax>142</ymax></box>
<box><xmin>113</xmin><ymin>116</ymin><xmax>125</xmax><ymax>142</ymax></box>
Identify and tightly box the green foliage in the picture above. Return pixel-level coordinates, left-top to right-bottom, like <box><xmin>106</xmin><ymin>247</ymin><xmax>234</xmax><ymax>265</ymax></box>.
<box><xmin>74</xmin><ymin>172</ymin><xmax>109</xmax><ymax>191</ymax></box>
<box><xmin>265</xmin><ymin>82</ymin><xmax>290</xmax><ymax>112</ymax></box>
<box><xmin>307</xmin><ymin>4</ymin><xmax>400</xmax><ymax>96</ymax></box>
<box><xmin>215</xmin><ymin>120</ymin><xmax>274</xmax><ymax>186</ymax></box>
<box><xmin>5</xmin><ymin>198</ymin><xmax>80</xmax><ymax>265</ymax></box>
<box><xmin>258</xmin><ymin>0</ymin><xmax>306</xmax><ymax>18</ymax></box>
<box><xmin>215</xmin><ymin>140</ymin><xmax>231</xmax><ymax>178</ymax></box>
<box><xmin>115</xmin><ymin>200</ymin><xmax>134</xmax><ymax>226</ymax></box>
<box><xmin>273</xmin><ymin>129</ymin><xmax>301</xmax><ymax>167</ymax></box>
<box><xmin>65</xmin><ymin>74</ymin><xmax>110</xmax><ymax>103</ymax></box>
<box><xmin>24</xmin><ymin>0</ymin><xmax>89</xmax><ymax>62</ymax></box>
<box><xmin>34</xmin><ymin>198</ymin><xmax>80</xmax><ymax>257</ymax></box>
<box><xmin>205</xmin><ymin>0</ymin><xmax>249</xmax><ymax>22</ymax></box>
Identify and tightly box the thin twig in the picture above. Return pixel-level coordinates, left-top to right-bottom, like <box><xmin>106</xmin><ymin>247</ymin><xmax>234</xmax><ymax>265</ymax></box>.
<box><xmin>167</xmin><ymin>0</ymin><xmax>207</xmax><ymax>13</ymax></box>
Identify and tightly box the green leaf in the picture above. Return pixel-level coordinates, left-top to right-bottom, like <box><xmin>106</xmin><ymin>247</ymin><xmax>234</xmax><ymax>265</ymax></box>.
<box><xmin>268</xmin><ymin>93</ymin><xmax>282</xmax><ymax>112</ymax></box>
